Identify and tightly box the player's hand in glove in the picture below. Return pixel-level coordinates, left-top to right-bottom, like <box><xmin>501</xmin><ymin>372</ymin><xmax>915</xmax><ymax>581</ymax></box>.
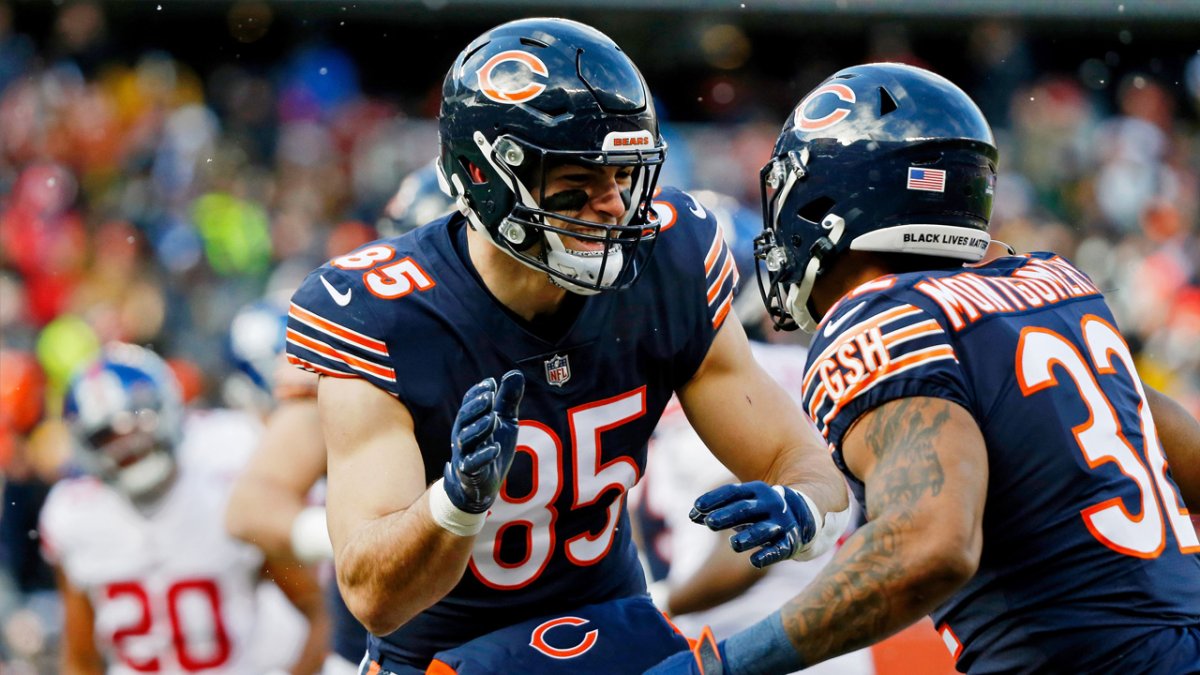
<box><xmin>443</xmin><ymin>370</ymin><xmax>525</xmax><ymax>514</ymax></box>
<box><xmin>689</xmin><ymin>481</ymin><xmax>817</xmax><ymax>569</ymax></box>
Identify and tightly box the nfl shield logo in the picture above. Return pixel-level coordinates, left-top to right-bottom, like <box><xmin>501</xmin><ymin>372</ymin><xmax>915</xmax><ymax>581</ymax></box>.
<box><xmin>545</xmin><ymin>354</ymin><xmax>571</xmax><ymax>387</ymax></box>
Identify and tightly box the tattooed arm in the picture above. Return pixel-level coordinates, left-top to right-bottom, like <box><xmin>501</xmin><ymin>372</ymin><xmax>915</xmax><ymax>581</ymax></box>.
<box><xmin>646</xmin><ymin>396</ymin><xmax>988</xmax><ymax>674</ymax></box>
<box><xmin>771</xmin><ymin>396</ymin><xmax>988</xmax><ymax>664</ymax></box>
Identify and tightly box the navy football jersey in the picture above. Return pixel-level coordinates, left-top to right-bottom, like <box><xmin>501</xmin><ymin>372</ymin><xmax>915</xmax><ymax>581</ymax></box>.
<box><xmin>285</xmin><ymin>187</ymin><xmax>738</xmax><ymax>668</ymax></box>
<box><xmin>803</xmin><ymin>253</ymin><xmax>1200</xmax><ymax>674</ymax></box>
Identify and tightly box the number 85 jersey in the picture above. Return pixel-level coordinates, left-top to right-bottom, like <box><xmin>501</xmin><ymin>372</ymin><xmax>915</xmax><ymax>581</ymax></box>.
<box><xmin>285</xmin><ymin>187</ymin><xmax>739</xmax><ymax>667</ymax></box>
<box><xmin>804</xmin><ymin>252</ymin><xmax>1200</xmax><ymax>674</ymax></box>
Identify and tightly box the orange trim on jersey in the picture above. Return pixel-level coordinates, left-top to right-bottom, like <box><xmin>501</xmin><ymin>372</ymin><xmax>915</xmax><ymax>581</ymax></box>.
<box><xmin>703</xmin><ymin>225</ymin><xmax>726</xmax><ymax>274</ymax></box>
<box><xmin>881</xmin><ymin>319</ymin><xmax>944</xmax><ymax>348</ymax></box>
<box><xmin>850</xmin><ymin>276</ymin><xmax>898</xmax><ymax>297</ymax></box>
<box><xmin>288</xmin><ymin>302</ymin><xmax>389</xmax><ymax>356</ymax></box>
<box><xmin>651</xmin><ymin>199</ymin><xmax>678</xmax><ymax>234</ymax></box>
<box><xmin>425</xmin><ymin>659</ymin><xmax>457</xmax><ymax>675</ymax></box>
<box><xmin>804</xmin><ymin>320</ymin><xmax>945</xmax><ymax>414</ymax></box>
<box><xmin>711</xmin><ymin>293</ymin><xmax>733</xmax><ymax>330</ymax></box>
<box><xmin>285</xmin><ymin>354</ymin><xmax>358</xmax><ymax>379</ymax></box>
<box><xmin>706</xmin><ymin>252</ymin><xmax>736</xmax><ymax>304</ymax></box>
<box><xmin>365</xmin><ymin>660</ymin><xmax>382</xmax><ymax>675</ymax></box>
<box><xmin>819</xmin><ymin>345</ymin><xmax>957</xmax><ymax>435</ymax></box>
<box><xmin>286</xmin><ymin>329</ymin><xmax>396</xmax><ymax>382</ymax></box>
<box><xmin>802</xmin><ymin>304</ymin><xmax>924</xmax><ymax>393</ymax></box>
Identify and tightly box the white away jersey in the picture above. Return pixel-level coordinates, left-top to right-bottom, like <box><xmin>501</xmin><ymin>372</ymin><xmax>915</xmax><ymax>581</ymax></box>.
<box><xmin>40</xmin><ymin>411</ymin><xmax>272</xmax><ymax>675</ymax></box>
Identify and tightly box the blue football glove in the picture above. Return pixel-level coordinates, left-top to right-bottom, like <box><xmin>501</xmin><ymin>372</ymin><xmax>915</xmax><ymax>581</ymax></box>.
<box><xmin>443</xmin><ymin>370</ymin><xmax>525</xmax><ymax>514</ymax></box>
<box><xmin>689</xmin><ymin>481</ymin><xmax>817</xmax><ymax>569</ymax></box>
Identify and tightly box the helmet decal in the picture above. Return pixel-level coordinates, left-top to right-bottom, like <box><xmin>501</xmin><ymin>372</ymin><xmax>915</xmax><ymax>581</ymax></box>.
<box><xmin>793</xmin><ymin>83</ymin><xmax>856</xmax><ymax>132</ymax></box>
<box><xmin>906</xmin><ymin>167</ymin><xmax>947</xmax><ymax>192</ymax></box>
<box><xmin>477</xmin><ymin>50</ymin><xmax>549</xmax><ymax>104</ymax></box>
<box><xmin>602</xmin><ymin>130</ymin><xmax>655</xmax><ymax>150</ymax></box>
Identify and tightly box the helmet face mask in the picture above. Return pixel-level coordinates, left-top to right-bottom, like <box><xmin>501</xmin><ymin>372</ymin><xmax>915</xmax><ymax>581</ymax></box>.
<box><xmin>755</xmin><ymin>63</ymin><xmax>999</xmax><ymax>332</ymax></box>
<box><xmin>439</xmin><ymin>18</ymin><xmax>667</xmax><ymax>295</ymax></box>
<box><xmin>64</xmin><ymin>344</ymin><xmax>183</xmax><ymax>501</ymax></box>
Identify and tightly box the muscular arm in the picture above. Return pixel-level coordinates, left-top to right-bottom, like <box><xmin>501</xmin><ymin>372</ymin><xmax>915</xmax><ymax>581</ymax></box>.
<box><xmin>319</xmin><ymin>375</ymin><xmax>474</xmax><ymax>635</ymax></box>
<box><xmin>261</xmin><ymin>557</ymin><xmax>331</xmax><ymax>675</ymax></box>
<box><xmin>676</xmin><ymin>318</ymin><xmax>848</xmax><ymax>516</ymax></box>
<box><xmin>774</xmin><ymin>397</ymin><xmax>986</xmax><ymax>664</ymax></box>
<box><xmin>1146</xmin><ymin>385</ymin><xmax>1200</xmax><ymax>510</ymax></box>
<box><xmin>225</xmin><ymin>398</ymin><xmax>327</xmax><ymax>559</ymax></box>
<box><xmin>57</xmin><ymin>567</ymin><xmax>104</xmax><ymax>675</ymax></box>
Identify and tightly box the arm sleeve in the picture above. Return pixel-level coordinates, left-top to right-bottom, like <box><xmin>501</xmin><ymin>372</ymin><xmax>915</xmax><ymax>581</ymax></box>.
<box><xmin>285</xmin><ymin>267</ymin><xmax>399</xmax><ymax>396</ymax></box>
<box><xmin>655</xmin><ymin>188</ymin><xmax>741</xmax><ymax>390</ymax></box>
<box><xmin>800</xmin><ymin>294</ymin><xmax>974</xmax><ymax>452</ymax></box>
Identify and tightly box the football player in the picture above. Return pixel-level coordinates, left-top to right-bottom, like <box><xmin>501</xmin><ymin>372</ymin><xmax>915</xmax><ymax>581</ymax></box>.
<box><xmin>284</xmin><ymin>17</ymin><xmax>850</xmax><ymax>674</ymax></box>
<box><xmin>649</xmin><ymin>63</ymin><xmax>1200</xmax><ymax>674</ymax></box>
<box><xmin>40</xmin><ymin>343</ymin><xmax>330</xmax><ymax>674</ymax></box>
<box><xmin>224</xmin><ymin>297</ymin><xmax>369</xmax><ymax>674</ymax></box>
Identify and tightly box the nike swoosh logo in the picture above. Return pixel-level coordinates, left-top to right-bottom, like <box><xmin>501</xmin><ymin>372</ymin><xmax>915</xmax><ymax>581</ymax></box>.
<box><xmin>320</xmin><ymin>275</ymin><xmax>352</xmax><ymax>307</ymax></box>
<box><xmin>822</xmin><ymin>302</ymin><xmax>866</xmax><ymax>338</ymax></box>
<box><xmin>687</xmin><ymin>195</ymin><xmax>706</xmax><ymax>219</ymax></box>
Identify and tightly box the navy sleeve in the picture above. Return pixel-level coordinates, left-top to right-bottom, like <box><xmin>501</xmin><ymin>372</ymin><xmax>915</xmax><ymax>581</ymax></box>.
<box><xmin>285</xmin><ymin>264</ymin><xmax>400</xmax><ymax>396</ymax></box>
<box><xmin>801</xmin><ymin>284</ymin><xmax>973</xmax><ymax>455</ymax></box>
<box><xmin>651</xmin><ymin>187</ymin><xmax>740</xmax><ymax>389</ymax></box>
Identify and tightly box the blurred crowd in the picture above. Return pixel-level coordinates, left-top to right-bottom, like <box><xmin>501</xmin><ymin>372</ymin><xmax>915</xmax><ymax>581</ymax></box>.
<box><xmin>1</xmin><ymin>1</ymin><xmax>1199</xmax><ymax>670</ymax></box>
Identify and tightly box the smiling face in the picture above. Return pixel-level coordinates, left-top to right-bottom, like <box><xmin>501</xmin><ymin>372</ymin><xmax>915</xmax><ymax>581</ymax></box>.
<box><xmin>539</xmin><ymin>162</ymin><xmax>634</xmax><ymax>251</ymax></box>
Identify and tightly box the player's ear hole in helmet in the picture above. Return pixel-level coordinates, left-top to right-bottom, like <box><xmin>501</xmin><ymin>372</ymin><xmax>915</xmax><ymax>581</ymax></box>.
<box><xmin>437</xmin><ymin>17</ymin><xmax>667</xmax><ymax>296</ymax></box>
<box><xmin>62</xmin><ymin>343</ymin><xmax>184</xmax><ymax>501</ymax></box>
<box><xmin>754</xmin><ymin>62</ymin><xmax>999</xmax><ymax>332</ymax></box>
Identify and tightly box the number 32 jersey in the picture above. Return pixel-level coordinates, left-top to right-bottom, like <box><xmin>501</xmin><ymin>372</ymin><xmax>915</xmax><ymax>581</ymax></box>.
<box><xmin>285</xmin><ymin>187</ymin><xmax>739</xmax><ymax>667</ymax></box>
<box><xmin>803</xmin><ymin>253</ymin><xmax>1200</xmax><ymax>674</ymax></box>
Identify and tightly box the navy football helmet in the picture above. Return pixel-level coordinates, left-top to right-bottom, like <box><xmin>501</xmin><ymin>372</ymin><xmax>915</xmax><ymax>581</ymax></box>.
<box><xmin>756</xmin><ymin>63</ymin><xmax>998</xmax><ymax>331</ymax></box>
<box><xmin>438</xmin><ymin>18</ymin><xmax>666</xmax><ymax>294</ymax></box>
<box><xmin>63</xmin><ymin>343</ymin><xmax>183</xmax><ymax>499</ymax></box>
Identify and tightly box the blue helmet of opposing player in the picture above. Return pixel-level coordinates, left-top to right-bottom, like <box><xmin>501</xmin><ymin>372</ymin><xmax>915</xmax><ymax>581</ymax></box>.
<box><xmin>438</xmin><ymin>17</ymin><xmax>667</xmax><ymax>295</ymax></box>
<box><xmin>225</xmin><ymin>295</ymin><xmax>288</xmax><ymax>411</ymax></box>
<box><xmin>62</xmin><ymin>343</ymin><xmax>184</xmax><ymax>500</ymax></box>
<box><xmin>756</xmin><ymin>62</ymin><xmax>998</xmax><ymax>332</ymax></box>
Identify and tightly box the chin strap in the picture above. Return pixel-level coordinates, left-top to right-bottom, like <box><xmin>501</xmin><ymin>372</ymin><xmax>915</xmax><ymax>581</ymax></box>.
<box><xmin>785</xmin><ymin>214</ymin><xmax>846</xmax><ymax>333</ymax></box>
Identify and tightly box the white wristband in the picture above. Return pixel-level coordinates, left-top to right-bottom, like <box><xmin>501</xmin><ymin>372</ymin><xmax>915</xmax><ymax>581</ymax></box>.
<box><xmin>791</xmin><ymin>489</ymin><xmax>852</xmax><ymax>562</ymax></box>
<box><xmin>429</xmin><ymin>478</ymin><xmax>487</xmax><ymax>537</ymax></box>
<box><xmin>290</xmin><ymin>506</ymin><xmax>334</xmax><ymax>563</ymax></box>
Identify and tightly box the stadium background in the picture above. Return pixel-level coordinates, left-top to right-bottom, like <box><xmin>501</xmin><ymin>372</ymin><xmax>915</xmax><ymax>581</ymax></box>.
<box><xmin>1</xmin><ymin>0</ymin><xmax>1199</xmax><ymax>671</ymax></box>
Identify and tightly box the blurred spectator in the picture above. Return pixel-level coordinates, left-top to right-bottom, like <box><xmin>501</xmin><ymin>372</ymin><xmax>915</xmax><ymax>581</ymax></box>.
<box><xmin>0</xmin><ymin>351</ymin><xmax>59</xmax><ymax>673</ymax></box>
<box><xmin>0</xmin><ymin>4</ymin><xmax>1198</xmax><ymax>669</ymax></box>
